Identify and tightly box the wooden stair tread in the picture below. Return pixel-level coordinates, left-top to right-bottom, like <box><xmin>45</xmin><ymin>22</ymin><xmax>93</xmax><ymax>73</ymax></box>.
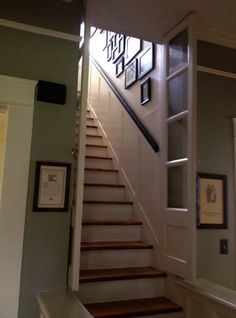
<box><xmin>85</xmin><ymin>168</ymin><xmax>118</xmax><ymax>172</ymax></box>
<box><xmin>84</xmin><ymin>297</ymin><xmax>182</xmax><ymax>317</ymax></box>
<box><xmin>85</xmin><ymin>155</ymin><xmax>112</xmax><ymax>160</ymax></box>
<box><xmin>82</xmin><ymin>220</ymin><xmax>142</xmax><ymax>225</ymax></box>
<box><xmin>87</xmin><ymin>125</ymin><xmax>98</xmax><ymax>128</ymax></box>
<box><xmin>86</xmin><ymin>144</ymin><xmax>107</xmax><ymax>148</ymax></box>
<box><xmin>83</xmin><ymin>200</ymin><xmax>133</xmax><ymax>205</ymax></box>
<box><xmin>80</xmin><ymin>267</ymin><xmax>166</xmax><ymax>283</ymax></box>
<box><xmin>86</xmin><ymin>134</ymin><xmax>103</xmax><ymax>138</ymax></box>
<box><xmin>84</xmin><ymin>183</ymin><xmax>125</xmax><ymax>188</ymax></box>
<box><xmin>81</xmin><ymin>241</ymin><xmax>153</xmax><ymax>251</ymax></box>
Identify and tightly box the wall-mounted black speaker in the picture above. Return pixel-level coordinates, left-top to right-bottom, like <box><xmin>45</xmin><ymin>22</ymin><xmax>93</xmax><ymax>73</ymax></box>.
<box><xmin>36</xmin><ymin>80</ymin><xmax>66</xmax><ymax>105</ymax></box>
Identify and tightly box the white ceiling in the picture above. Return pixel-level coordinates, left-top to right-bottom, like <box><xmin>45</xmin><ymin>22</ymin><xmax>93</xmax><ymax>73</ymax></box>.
<box><xmin>88</xmin><ymin>0</ymin><xmax>236</xmax><ymax>43</ymax></box>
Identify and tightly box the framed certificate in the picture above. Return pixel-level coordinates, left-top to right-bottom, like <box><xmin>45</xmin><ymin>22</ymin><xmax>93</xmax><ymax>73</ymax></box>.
<box><xmin>197</xmin><ymin>173</ymin><xmax>227</xmax><ymax>229</ymax></box>
<box><xmin>33</xmin><ymin>161</ymin><xmax>71</xmax><ymax>212</ymax></box>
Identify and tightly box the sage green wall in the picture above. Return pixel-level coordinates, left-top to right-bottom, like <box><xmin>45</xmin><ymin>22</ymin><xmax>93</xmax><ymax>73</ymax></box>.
<box><xmin>0</xmin><ymin>26</ymin><xmax>78</xmax><ymax>317</ymax></box>
<box><xmin>197</xmin><ymin>72</ymin><xmax>236</xmax><ymax>289</ymax></box>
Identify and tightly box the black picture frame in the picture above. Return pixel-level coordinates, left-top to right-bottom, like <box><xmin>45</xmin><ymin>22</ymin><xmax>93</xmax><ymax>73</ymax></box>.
<box><xmin>115</xmin><ymin>56</ymin><xmax>124</xmax><ymax>77</ymax></box>
<box><xmin>124</xmin><ymin>59</ymin><xmax>137</xmax><ymax>89</ymax></box>
<box><xmin>140</xmin><ymin>77</ymin><xmax>151</xmax><ymax>105</ymax></box>
<box><xmin>111</xmin><ymin>33</ymin><xmax>125</xmax><ymax>63</ymax></box>
<box><xmin>107</xmin><ymin>41</ymin><xmax>113</xmax><ymax>61</ymax></box>
<box><xmin>102</xmin><ymin>30</ymin><xmax>108</xmax><ymax>51</ymax></box>
<box><xmin>33</xmin><ymin>161</ymin><xmax>71</xmax><ymax>212</ymax></box>
<box><xmin>197</xmin><ymin>173</ymin><xmax>227</xmax><ymax>229</ymax></box>
<box><xmin>124</xmin><ymin>36</ymin><xmax>142</xmax><ymax>65</ymax></box>
<box><xmin>138</xmin><ymin>43</ymin><xmax>155</xmax><ymax>80</ymax></box>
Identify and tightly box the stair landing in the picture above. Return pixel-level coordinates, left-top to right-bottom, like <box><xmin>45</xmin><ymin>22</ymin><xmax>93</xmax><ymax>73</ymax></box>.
<box><xmin>84</xmin><ymin>297</ymin><xmax>182</xmax><ymax>318</ymax></box>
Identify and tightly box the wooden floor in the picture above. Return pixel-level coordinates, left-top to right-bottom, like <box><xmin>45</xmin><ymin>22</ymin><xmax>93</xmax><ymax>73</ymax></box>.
<box><xmin>84</xmin><ymin>297</ymin><xmax>182</xmax><ymax>318</ymax></box>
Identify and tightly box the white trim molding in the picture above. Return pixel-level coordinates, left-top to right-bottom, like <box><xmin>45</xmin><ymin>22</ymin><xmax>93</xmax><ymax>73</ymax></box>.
<box><xmin>197</xmin><ymin>24</ymin><xmax>236</xmax><ymax>50</ymax></box>
<box><xmin>197</xmin><ymin>65</ymin><xmax>236</xmax><ymax>80</ymax></box>
<box><xmin>0</xmin><ymin>18</ymin><xmax>81</xmax><ymax>42</ymax></box>
<box><xmin>0</xmin><ymin>75</ymin><xmax>37</xmax><ymax>318</ymax></box>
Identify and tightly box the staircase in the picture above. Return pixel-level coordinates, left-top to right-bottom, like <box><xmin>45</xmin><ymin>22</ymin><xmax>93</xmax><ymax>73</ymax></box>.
<box><xmin>77</xmin><ymin>108</ymin><xmax>183</xmax><ymax>318</ymax></box>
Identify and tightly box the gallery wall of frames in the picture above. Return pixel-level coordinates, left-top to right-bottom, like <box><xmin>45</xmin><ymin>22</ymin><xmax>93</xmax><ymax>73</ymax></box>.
<box><xmin>91</xmin><ymin>29</ymin><xmax>155</xmax><ymax>106</ymax></box>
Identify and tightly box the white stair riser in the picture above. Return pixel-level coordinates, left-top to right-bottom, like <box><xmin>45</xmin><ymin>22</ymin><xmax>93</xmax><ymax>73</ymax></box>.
<box><xmin>85</xmin><ymin>158</ymin><xmax>114</xmax><ymax>170</ymax></box>
<box><xmin>78</xmin><ymin>277</ymin><xmax>166</xmax><ymax>304</ymax></box>
<box><xmin>83</xmin><ymin>202</ymin><xmax>132</xmax><ymax>216</ymax></box>
<box><xmin>80</xmin><ymin>249</ymin><xmax>153</xmax><ymax>270</ymax></box>
<box><xmin>86</xmin><ymin>136</ymin><xmax>104</xmax><ymax>145</ymax></box>
<box><xmin>81</xmin><ymin>225</ymin><xmax>142</xmax><ymax>242</ymax></box>
<box><xmin>86</xmin><ymin>127</ymin><xmax>99</xmax><ymax>135</ymax></box>
<box><xmin>83</xmin><ymin>186</ymin><xmax>126</xmax><ymax>201</ymax></box>
<box><xmin>135</xmin><ymin>313</ymin><xmax>183</xmax><ymax>318</ymax></box>
<box><xmin>86</xmin><ymin>146</ymin><xmax>109</xmax><ymax>157</ymax></box>
<box><xmin>82</xmin><ymin>205</ymin><xmax>132</xmax><ymax>220</ymax></box>
<box><xmin>84</xmin><ymin>171</ymin><xmax>119</xmax><ymax>184</ymax></box>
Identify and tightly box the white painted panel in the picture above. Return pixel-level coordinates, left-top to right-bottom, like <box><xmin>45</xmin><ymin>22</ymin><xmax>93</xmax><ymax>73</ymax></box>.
<box><xmin>166</xmin><ymin>225</ymin><xmax>187</xmax><ymax>262</ymax></box>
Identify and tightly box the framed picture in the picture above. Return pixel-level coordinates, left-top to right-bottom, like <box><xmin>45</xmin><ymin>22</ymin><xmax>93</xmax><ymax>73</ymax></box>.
<box><xmin>124</xmin><ymin>36</ymin><xmax>142</xmax><ymax>65</ymax></box>
<box><xmin>107</xmin><ymin>41</ymin><xmax>113</xmax><ymax>61</ymax></box>
<box><xmin>197</xmin><ymin>173</ymin><xmax>227</xmax><ymax>229</ymax></box>
<box><xmin>102</xmin><ymin>30</ymin><xmax>108</xmax><ymax>51</ymax></box>
<box><xmin>33</xmin><ymin>161</ymin><xmax>71</xmax><ymax>212</ymax></box>
<box><xmin>115</xmin><ymin>56</ymin><xmax>124</xmax><ymax>77</ymax></box>
<box><xmin>111</xmin><ymin>33</ymin><xmax>125</xmax><ymax>63</ymax></box>
<box><xmin>124</xmin><ymin>59</ymin><xmax>137</xmax><ymax>89</ymax></box>
<box><xmin>140</xmin><ymin>77</ymin><xmax>151</xmax><ymax>105</ymax></box>
<box><xmin>138</xmin><ymin>43</ymin><xmax>155</xmax><ymax>80</ymax></box>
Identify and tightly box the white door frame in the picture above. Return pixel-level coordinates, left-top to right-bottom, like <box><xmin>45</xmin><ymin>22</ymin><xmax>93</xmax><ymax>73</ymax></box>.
<box><xmin>0</xmin><ymin>75</ymin><xmax>37</xmax><ymax>318</ymax></box>
<box><xmin>160</xmin><ymin>14</ymin><xmax>197</xmax><ymax>279</ymax></box>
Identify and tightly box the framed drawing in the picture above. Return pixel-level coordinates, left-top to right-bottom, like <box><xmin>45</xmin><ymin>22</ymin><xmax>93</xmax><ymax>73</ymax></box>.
<box><xmin>33</xmin><ymin>161</ymin><xmax>71</xmax><ymax>212</ymax></box>
<box><xmin>140</xmin><ymin>77</ymin><xmax>151</xmax><ymax>105</ymax></box>
<box><xmin>115</xmin><ymin>56</ymin><xmax>124</xmax><ymax>77</ymax></box>
<box><xmin>124</xmin><ymin>36</ymin><xmax>142</xmax><ymax>65</ymax></box>
<box><xmin>138</xmin><ymin>43</ymin><xmax>155</xmax><ymax>80</ymax></box>
<box><xmin>124</xmin><ymin>59</ymin><xmax>137</xmax><ymax>88</ymax></box>
<box><xmin>197</xmin><ymin>173</ymin><xmax>227</xmax><ymax>229</ymax></box>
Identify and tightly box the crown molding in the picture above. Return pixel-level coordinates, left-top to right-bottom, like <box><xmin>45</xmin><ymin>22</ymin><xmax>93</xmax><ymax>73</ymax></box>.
<box><xmin>197</xmin><ymin>24</ymin><xmax>236</xmax><ymax>49</ymax></box>
<box><xmin>0</xmin><ymin>18</ymin><xmax>80</xmax><ymax>42</ymax></box>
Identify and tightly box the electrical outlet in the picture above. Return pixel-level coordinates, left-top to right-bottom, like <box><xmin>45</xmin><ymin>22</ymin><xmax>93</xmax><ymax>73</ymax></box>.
<box><xmin>220</xmin><ymin>239</ymin><xmax>228</xmax><ymax>254</ymax></box>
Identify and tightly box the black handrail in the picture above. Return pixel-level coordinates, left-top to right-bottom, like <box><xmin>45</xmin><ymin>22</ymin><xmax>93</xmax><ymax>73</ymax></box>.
<box><xmin>90</xmin><ymin>56</ymin><xmax>159</xmax><ymax>153</ymax></box>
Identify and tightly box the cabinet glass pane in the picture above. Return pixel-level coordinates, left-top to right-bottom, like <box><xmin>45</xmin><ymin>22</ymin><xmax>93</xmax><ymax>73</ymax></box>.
<box><xmin>168</xmin><ymin>165</ymin><xmax>187</xmax><ymax>208</ymax></box>
<box><xmin>168</xmin><ymin>71</ymin><xmax>188</xmax><ymax>117</ymax></box>
<box><xmin>168</xmin><ymin>118</ymin><xmax>187</xmax><ymax>161</ymax></box>
<box><xmin>168</xmin><ymin>29</ymin><xmax>188</xmax><ymax>74</ymax></box>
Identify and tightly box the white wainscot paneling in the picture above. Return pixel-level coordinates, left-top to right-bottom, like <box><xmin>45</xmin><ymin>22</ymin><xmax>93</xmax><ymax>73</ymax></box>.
<box><xmin>107</xmin><ymin>95</ymin><xmax>123</xmax><ymax>160</ymax></box>
<box><xmin>166</xmin><ymin>225</ymin><xmax>188</xmax><ymax>262</ymax></box>
<box><xmin>166</xmin><ymin>277</ymin><xmax>236</xmax><ymax>318</ymax></box>
<box><xmin>121</xmin><ymin>114</ymin><xmax>140</xmax><ymax>197</ymax></box>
